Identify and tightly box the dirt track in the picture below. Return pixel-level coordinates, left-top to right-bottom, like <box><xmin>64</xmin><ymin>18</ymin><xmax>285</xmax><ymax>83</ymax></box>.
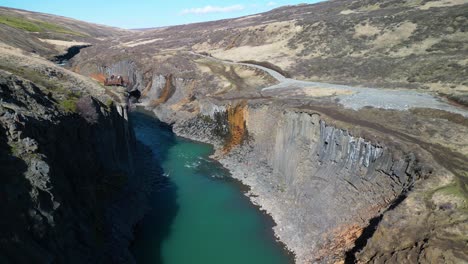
<box><xmin>191</xmin><ymin>51</ymin><xmax>468</xmax><ymax>118</ymax></box>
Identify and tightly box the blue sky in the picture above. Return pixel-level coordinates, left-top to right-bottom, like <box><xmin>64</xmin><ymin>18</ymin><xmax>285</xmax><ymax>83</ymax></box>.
<box><xmin>0</xmin><ymin>0</ymin><xmax>322</xmax><ymax>29</ymax></box>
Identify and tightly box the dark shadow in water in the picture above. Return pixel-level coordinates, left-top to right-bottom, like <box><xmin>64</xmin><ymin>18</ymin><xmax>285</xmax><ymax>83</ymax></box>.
<box><xmin>129</xmin><ymin>110</ymin><xmax>179</xmax><ymax>264</ymax></box>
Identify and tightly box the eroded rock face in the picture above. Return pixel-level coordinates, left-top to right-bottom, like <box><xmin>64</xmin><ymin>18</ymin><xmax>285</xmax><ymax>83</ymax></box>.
<box><xmin>229</xmin><ymin>108</ymin><xmax>429</xmax><ymax>263</ymax></box>
<box><xmin>0</xmin><ymin>72</ymin><xmax>143</xmax><ymax>263</ymax></box>
<box><xmin>164</xmin><ymin>101</ymin><xmax>438</xmax><ymax>263</ymax></box>
<box><xmin>75</xmin><ymin>60</ymin><xmax>144</xmax><ymax>92</ymax></box>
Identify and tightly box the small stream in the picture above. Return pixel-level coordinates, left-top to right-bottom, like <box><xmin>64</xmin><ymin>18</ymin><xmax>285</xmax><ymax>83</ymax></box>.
<box><xmin>130</xmin><ymin>109</ymin><xmax>293</xmax><ymax>264</ymax></box>
<box><xmin>53</xmin><ymin>45</ymin><xmax>91</xmax><ymax>66</ymax></box>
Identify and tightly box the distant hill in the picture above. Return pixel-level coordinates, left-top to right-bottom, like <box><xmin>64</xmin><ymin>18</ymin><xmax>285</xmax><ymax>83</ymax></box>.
<box><xmin>0</xmin><ymin>6</ymin><xmax>128</xmax><ymax>58</ymax></box>
<box><xmin>85</xmin><ymin>0</ymin><xmax>466</xmax><ymax>98</ymax></box>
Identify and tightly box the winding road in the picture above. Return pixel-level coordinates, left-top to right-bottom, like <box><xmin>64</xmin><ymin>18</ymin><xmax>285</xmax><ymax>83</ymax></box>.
<box><xmin>190</xmin><ymin>51</ymin><xmax>468</xmax><ymax>117</ymax></box>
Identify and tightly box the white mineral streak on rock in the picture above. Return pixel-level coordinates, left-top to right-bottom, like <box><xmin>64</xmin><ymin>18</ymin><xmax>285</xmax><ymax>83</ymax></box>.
<box><xmin>200</xmin><ymin>103</ymin><xmax>226</xmax><ymax>118</ymax></box>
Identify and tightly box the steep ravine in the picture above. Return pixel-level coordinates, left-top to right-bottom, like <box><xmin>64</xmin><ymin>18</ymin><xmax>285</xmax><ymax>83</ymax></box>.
<box><xmin>69</xmin><ymin>32</ymin><xmax>467</xmax><ymax>264</ymax></box>
<box><xmin>129</xmin><ymin>109</ymin><xmax>295</xmax><ymax>264</ymax></box>
<box><xmin>0</xmin><ymin>71</ymin><xmax>148</xmax><ymax>263</ymax></box>
<box><xmin>3</xmin><ymin>2</ymin><xmax>467</xmax><ymax>263</ymax></box>
<box><xmin>70</xmin><ymin>53</ymin><xmax>466</xmax><ymax>262</ymax></box>
<box><xmin>148</xmin><ymin>100</ymin><xmax>444</xmax><ymax>263</ymax></box>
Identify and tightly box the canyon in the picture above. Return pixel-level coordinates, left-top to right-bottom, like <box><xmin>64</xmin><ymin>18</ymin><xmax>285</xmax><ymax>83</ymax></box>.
<box><xmin>1</xmin><ymin>0</ymin><xmax>467</xmax><ymax>263</ymax></box>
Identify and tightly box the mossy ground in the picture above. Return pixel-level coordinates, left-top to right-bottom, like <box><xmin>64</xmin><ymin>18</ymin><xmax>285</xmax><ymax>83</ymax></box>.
<box><xmin>59</xmin><ymin>99</ymin><xmax>78</xmax><ymax>113</ymax></box>
<box><xmin>435</xmin><ymin>182</ymin><xmax>467</xmax><ymax>203</ymax></box>
<box><xmin>0</xmin><ymin>15</ymin><xmax>87</xmax><ymax>37</ymax></box>
<box><xmin>0</xmin><ymin>62</ymin><xmax>85</xmax><ymax>113</ymax></box>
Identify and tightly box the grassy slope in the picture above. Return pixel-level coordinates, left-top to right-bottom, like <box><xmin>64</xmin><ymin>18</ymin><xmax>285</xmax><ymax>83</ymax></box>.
<box><xmin>0</xmin><ymin>6</ymin><xmax>129</xmax><ymax>58</ymax></box>
<box><xmin>0</xmin><ymin>14</ymin><xmax>86</xmax><ymax>36</ymax></box>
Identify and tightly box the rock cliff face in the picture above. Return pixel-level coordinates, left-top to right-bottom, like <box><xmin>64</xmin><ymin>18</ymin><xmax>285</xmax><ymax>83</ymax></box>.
<box><xmin>155</xmin><ymin>100</ymin><xmax>466</xmax><ymax>263</ymax></box>
<box><xmin>218</xmin><ymin>106</ymin><xmax>426</xmax><ymax>263</ymax></box>
<box><xmin>0</xmin><ymin>71</ymin><xmax>142</xmax><ymax>263</ymax></box>
<box><xmin>74</xmin><ymin>60</ymin><xmax>144</xmax><ymax>92</ymax></box>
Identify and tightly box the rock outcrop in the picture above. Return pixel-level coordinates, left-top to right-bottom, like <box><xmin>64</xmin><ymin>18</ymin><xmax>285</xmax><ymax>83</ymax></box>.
<box><xmin>0</xmin><ymin>69</ymin><xmax>144</xmax><ymax>263</ymax></box>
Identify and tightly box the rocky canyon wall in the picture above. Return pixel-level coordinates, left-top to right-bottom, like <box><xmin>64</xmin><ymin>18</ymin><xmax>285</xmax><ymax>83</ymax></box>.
<box><xmin>161</xmin><ymin>100</ymin><xmax>433</xmax><ymax>263</ymax></box>
<box><xmin>74</xmin><ymin>59</ymin><xmax>144</xmax><ymax>92</ymax></box>
<box><xmin>0</xmin><ymin>71</ymin><xmax>144</xmax><ymax>263</ymax></box>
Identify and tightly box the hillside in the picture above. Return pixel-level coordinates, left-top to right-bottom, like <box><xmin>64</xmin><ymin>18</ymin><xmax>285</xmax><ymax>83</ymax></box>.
<box><xmin>74</xmin><ymin>0</ymin><xmax>467</xmax><ymax>101</ymax></box>
<box><xmin>0</xmin><ymin>6</ymin><xmax>145</xmax><ymax>263</ymax></box>
<box><xmin>0</xmin><ymin>7</ymin><xmax>128</xmax><ymax>59</ymax></box>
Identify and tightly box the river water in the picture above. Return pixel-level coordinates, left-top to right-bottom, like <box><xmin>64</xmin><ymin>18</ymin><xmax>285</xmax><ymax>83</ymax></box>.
<box><xmin>130</xmin><ymin>110</ymin><xmax>293</xmax><ymax>264</ymax></box>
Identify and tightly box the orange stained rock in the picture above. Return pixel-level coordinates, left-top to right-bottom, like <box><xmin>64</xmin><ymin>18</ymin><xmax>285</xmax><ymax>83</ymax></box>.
<box><xmin>223</xmin><ymin>101</ymin><xmax>247</xmax><ymax>153</ymax></box>
<box><xmin>150</xmin><ymin>74</ymin><xmax>175</xmax><ymax>106</ymax></box>
<box><xmin>141</xmin><ymin>79</ymin><xmax>153</xmax><ymax>97</ymax></box>
<box><xmin>90</xmin><ymin>73</ymin><xmax>106</xmax><ymax>84</ymax></box>
<box><xmin>315</xmin><ymin>223</ymin><xmax>364</xmax><ymax>263</ymax></box>
<box><xmin>72</xmin><ymin>66</ymin><xmax>81</xmax><ymax>73</ymax></box>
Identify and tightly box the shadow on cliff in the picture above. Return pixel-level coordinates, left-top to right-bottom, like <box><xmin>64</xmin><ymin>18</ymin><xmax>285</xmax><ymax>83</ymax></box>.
<box><xmin>344</xmin><ymin>192</ymin><xmax>408</xmax><ymax>264</ymax></box>
<box><xmin>0</xmin><ymin>125</ymin><xmax>31</xmax><ymax>262</ymax></box>
<box><xmin>129</xmin><ymin>110</ymin><xmax>179</xmax><ymax>264</ymax></box>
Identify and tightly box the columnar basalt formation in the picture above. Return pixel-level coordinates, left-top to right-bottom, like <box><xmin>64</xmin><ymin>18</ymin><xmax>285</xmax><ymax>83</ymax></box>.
<box><xmin>75</xmin><ymin>60</ymin><xmax>144</xmax><ymax>92</ymax></box>
<box><xmin>168</xmin><ymin>102</ymin><xmax>435</xmax><ymax>263</ymax></box>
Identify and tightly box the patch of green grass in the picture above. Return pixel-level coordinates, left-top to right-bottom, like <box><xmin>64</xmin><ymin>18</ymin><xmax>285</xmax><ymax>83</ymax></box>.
<box><xmin>0</xmin><ymin>63</ymin><xmax>62</xmax><ymax>91</ymax></box>
<box><xmin>9</xmin><ymin>142</ymin><xmax>22</xmax><ymax>157</ymax></box>
<box><xmin>0</xmin><ymin>15</ymin><xmax>42</xmax><ymax>32</ymax></box>
<box><xmin>198</xmin><ymin>114</ymin><xmax>214</xmax><ymax>123</ymax></box>
<box><xmin>438</xmin><ymin>184</ymin><xmax>463</xmax><ymax>197</ymax></box>
<box><xmin>431</xmin><ymin>177</ymin><xmax>467</xmax><ymax>206</ymax></box>
<box><xmin>0</xmin><ymin>15</ymin><xmax>87</xmax><ymax>37</ymax></box>
<box><xmin>105</xmin><ymin>99</ymin><xmax>114</xmax><ymax>109</ymax></box>
<box><xmin>0</xmin><ymin>62</ymin><xmax>87</xmax><ymax>114</ymax></box>
<box><xmin>37</xmin><ymin>20</ymin><xmax>88</xmax><ymax>37</ymax></box>
<box><xmin>67</xmin><ymin>90</ymin><xmax>82</xmax><ymax>99</ymax></box>
<box><xmin>59</xmin><ymin>99</ymin><xmax>78</xmax><ymax>113</ymax></box>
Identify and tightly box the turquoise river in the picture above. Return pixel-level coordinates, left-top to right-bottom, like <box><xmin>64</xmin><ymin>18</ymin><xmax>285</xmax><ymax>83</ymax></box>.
<box><xmin>130</xmin><ymin>110</ymin><xmax>294</xmax><ymax>264</ymax></box>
